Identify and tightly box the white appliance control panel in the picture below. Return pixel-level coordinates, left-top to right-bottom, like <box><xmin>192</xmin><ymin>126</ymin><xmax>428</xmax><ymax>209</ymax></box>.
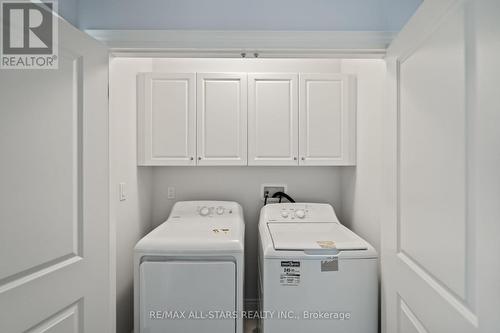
<box><xmin>167</xmin><ymin>201</ymin><xmax>240</xmax><ymax>220</ymax></box>
<box><xmin>262</xmin><ymin>203</ymin><xmax>340</xmax><ymax>223</ymax></box>
<box><xmin>198</xmin><ymin>205</ymin><xmax>233</xmax><ymax>217</ymax></box>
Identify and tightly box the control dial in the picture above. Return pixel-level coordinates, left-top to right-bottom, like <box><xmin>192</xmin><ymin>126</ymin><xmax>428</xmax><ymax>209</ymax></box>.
<box><xmin>280</xmin><ymin>211</ymin><xmax>289</xmax><ymax>218</ymax></box>
<box><xmin>199</xmin><ymin>206</ymin><xmax>210</xmax><ymax>216</ymax></box>
<box><xmin>216</xmin><ymin>206</ymin><xmax>225</xmax><ymax>215</ymax></box>
<box><xmin>294</xmin><ymin>209</ymin><xmax>306</xmax><ymax>219</ymax></box>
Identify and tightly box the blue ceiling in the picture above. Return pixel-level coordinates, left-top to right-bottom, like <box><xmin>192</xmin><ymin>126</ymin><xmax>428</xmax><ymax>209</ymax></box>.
<box><xmin>60</xmin><ymin>0</ymin><xmax>422</xmax><ymax>32</ymax></box>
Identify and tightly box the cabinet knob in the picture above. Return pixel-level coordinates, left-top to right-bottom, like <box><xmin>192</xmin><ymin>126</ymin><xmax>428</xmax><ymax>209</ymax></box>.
<box><xmin>293</xmin><ymin>157</ymin><xmax>297</xmax><ymax>161</ymax></box>
<box><xmin>301</xmin><ymin>157</ymin><xmax>305</xmax><ymax>161</ymax></box>
<box><xmin>190</xmin><ymin>157</ymin><xmax>194</xmax><ymax>160</ymax></box>
<box><xmin>198</xmin><ymin>157</ymin><xmax>202</xmax><ymax>160</ymax></box>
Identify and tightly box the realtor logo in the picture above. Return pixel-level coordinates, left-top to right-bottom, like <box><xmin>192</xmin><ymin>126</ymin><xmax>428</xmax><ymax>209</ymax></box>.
<box><xmin>1</xmin><ymin>0</ymin><xmax>58</xmax><ymax>69</ymax></box>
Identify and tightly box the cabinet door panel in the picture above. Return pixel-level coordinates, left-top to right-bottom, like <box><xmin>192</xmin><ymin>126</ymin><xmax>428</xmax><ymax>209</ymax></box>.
<box><xmin>197</xmin><ymin>73</ymin><xmax>247</xmax><ymax>165</ymax></box>
<box><xmin>248</xmin><ymin>74</ymin><xmax>298</xmax><ymax>165</ymax></box>
<box><xmin>299</xmin><ymin>74</ymin><xmax>356</xmax><ymax>165</ymax></box>
<box><xmin>138</xmin><ymin>73</ymin><xmax>196</xmax><ymax>165</ymax></box>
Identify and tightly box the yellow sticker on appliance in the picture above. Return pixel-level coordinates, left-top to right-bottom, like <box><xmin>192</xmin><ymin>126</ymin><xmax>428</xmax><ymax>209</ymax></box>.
<box><xmin>212</xmin><ymin>228</ymin><xmax>231</xmax><ymax>235</ymax></box>
<box><xmin>317</xmin><ymin>241</ymin><xmax>336</xmax><ymax>249</ymax></box>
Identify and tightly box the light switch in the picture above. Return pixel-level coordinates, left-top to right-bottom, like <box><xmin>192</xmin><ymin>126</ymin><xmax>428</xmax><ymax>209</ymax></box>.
<box><xmin>167</xmin><ymin>186</ymin><xmax>175</xmax><ymax>199</ymax></box>
<box><xmin>119</xmin><ymin>182</ymin><xmax>127</xmax><ymax>201</ymax></box>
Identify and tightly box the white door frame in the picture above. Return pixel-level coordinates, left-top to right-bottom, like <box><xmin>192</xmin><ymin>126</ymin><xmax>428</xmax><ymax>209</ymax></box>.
<box><xmin>100</xmin><ymin>28</ymin><xmax>390</xmax><ymax>333</ymax></box>
<box><xmin>86</xmin><ymin>30</ymin><xmax>394</xmax><ymax>59</ymax></box>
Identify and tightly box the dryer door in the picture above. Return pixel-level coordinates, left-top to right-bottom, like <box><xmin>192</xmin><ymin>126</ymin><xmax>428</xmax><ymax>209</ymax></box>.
<box><xmin>140</xmin><ymin>260</ymin><xmax>236</xmax><ymax>333</ymax></box>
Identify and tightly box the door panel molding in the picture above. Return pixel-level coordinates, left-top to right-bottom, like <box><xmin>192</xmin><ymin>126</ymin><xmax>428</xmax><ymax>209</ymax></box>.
<box><xmin>382</xmin><ymin>1</ymin><xmax>500</xmax><ymax>333</ymax></box>
<box><xmin>396</xmin><ymin>0</ymin><xmax>470</xmax><ymax>302</ymax></box>
<box><xmin>398</xmin><ymin>296</ymin><xmax>429</xmax><ymax>333</ymax></box>
<box><xmin>26</xmin><ymin>300</ymin><xmax>82</xmax><ymax>333</ymax></box>
<box><xmin>0</xmin><ymin>52</ymin><xmax>84</xmax><ymax>287</ymax></box>
<box><xmin>397</xmin><ymin>252</ymin><xmax>478</xmax><ymax>327</ymax></box>
<box><xmin>0</xmin><ymin>256</ymin><xmax>82</xmax><ymax>295</ymax></box>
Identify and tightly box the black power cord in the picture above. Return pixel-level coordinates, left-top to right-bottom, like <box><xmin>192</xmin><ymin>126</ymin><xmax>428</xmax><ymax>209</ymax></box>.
<box><xmin>271</xmin><ymin>191</ymin><xmax>296</xmax><ymax>203</ymax></box>
<box><xmin>263</xmin><ymin>191</ymin><xmax>296</xmax><ymax>206</ymax></box>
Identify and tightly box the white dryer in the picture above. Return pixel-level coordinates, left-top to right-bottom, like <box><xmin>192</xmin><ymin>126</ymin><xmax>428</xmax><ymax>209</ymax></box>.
<box><xmin>134</xmin><ymin>201</ymin><xmax>245</xmax><ymax>333</ymax></box>
<box><xmin>258</xmin><ymin>203</ymin><xmax>378</xmax><ymax>333</ymax></box>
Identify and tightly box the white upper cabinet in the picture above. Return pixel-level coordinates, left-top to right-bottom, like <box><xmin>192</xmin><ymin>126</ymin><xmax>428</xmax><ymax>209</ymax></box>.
<box><xmin>137</xmin><ymin>73</ymin><xmax>196</xmax><ymax>165</ymax></box>
<box><xmin>248</xmin><ymin>74</ymin><xmax>299</xmax><ymax>165</ymax></box>
<box><xmin>137</xmin><ymin>71</ymin><xmax>356</xmax><ymax>166</ymax></box>
<box><xmin>299</xmin><ymin>73</ymin><xmax>356</xmax><ymax>165</ymax></box>
<box><xmin>196</xmin><ymin>73</ymin><xmax>248</xmax><ymax>166</ymax></box>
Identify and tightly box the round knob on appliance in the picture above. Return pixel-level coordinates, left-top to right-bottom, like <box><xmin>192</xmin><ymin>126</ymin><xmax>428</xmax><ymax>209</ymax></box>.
<box><xmin>216</xmin><ymin>206</ymin><xmax>225</xmax><ymax>215</ymax></box>
<box><xmin>281</xmin><ymin>211</ymin><xmax>289</xmax><ymax>218</ymax></box>
<box><xmin>200</xmin><ymin>206</ymin><xmax>210</xmax><ymax>216</ymax></box>
<box><xmin>295</xmin><ymin>209</ymin><xmax>306</xmax><ymax>219</ymax></box>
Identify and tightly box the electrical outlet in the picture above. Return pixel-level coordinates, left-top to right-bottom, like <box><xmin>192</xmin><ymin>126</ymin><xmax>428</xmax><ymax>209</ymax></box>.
<box><xmin>167</xmin><ymin>187</ymin><xmax>175</xmax><ymax>199</ymax></box>
<box><xmin>261</xmin><ymin>184</ymin><xmax>287</xmax><ymax>201</ymax></box>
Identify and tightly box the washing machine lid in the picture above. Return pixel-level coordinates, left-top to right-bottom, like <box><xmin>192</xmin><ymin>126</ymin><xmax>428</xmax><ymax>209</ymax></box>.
<box><xmin>268</xmin><ymin>222</ymin><xmax>368</xmax><ymax>252</ymax></box>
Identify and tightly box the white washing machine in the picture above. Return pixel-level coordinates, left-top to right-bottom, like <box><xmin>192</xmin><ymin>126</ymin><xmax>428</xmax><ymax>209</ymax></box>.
<box><xmin>258</xmin><ymin>203</ymin><xmax>378</xmax><ymax>333</ymax></box>
<box><xmin>134</xmin><ymin>201</ymin><xmax>245</xmax><ymax>333</ymax></box>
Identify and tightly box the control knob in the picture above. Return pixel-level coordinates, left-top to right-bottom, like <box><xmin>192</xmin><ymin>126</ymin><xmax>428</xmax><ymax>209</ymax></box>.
<box><xmin>199</xmin><ymin>206</ymin><xmax>210</xmax><ymax>216</ymax></box>
<box><xmin>294</xmin><ymin>209</ymin><xmax>306</xmax><ymax>219</ymax></box>
<box><xmin>216</xmin><ymin>206</ymin><xmax>225</xmax><ymax>215</ymax></box>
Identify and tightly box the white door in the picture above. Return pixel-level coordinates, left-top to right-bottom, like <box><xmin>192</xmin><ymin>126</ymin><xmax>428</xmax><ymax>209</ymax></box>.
<box><xmin>196</xmin><ymin>73</ymin><xmax>247</xmax><ymax>166</ymax></box>
<box><xmin>137</xmin><ymin>73</ymin><xmax>196</xmax><ymax>166</ymax></box>
<box><xmin>248</xmin><ymin>74</ymin><xmax>298</xmax><ymax>166</ymax></box>
<box><xmin>382</xmin><ymin>1</ymin><xmax>500</xmax><ymax>333</ymax></box>
<box><xmin>0</xmin><ymin>16</ymin><xmax>111</xmax><ymax>333</ymax></box>
<box><xmin>299</xmin><ymin>73</ymin><xmax>356</xmax><ymax>166</ymax></box>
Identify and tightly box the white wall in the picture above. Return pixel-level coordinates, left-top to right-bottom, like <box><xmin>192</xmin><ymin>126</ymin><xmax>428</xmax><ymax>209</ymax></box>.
<box><xmin>339</xmin><ymin>60</ymin><xmax>386</xmax><ymax>252</ymax></box>
<box><xmin>109</xmin><ymin>58</ymin><xmax>154</xmax><ymax>333</ymax></box>
<box><xmin>77</xmin><ymin>0</ymin><xmax>421</xmax><ymax>31</ymax></box>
